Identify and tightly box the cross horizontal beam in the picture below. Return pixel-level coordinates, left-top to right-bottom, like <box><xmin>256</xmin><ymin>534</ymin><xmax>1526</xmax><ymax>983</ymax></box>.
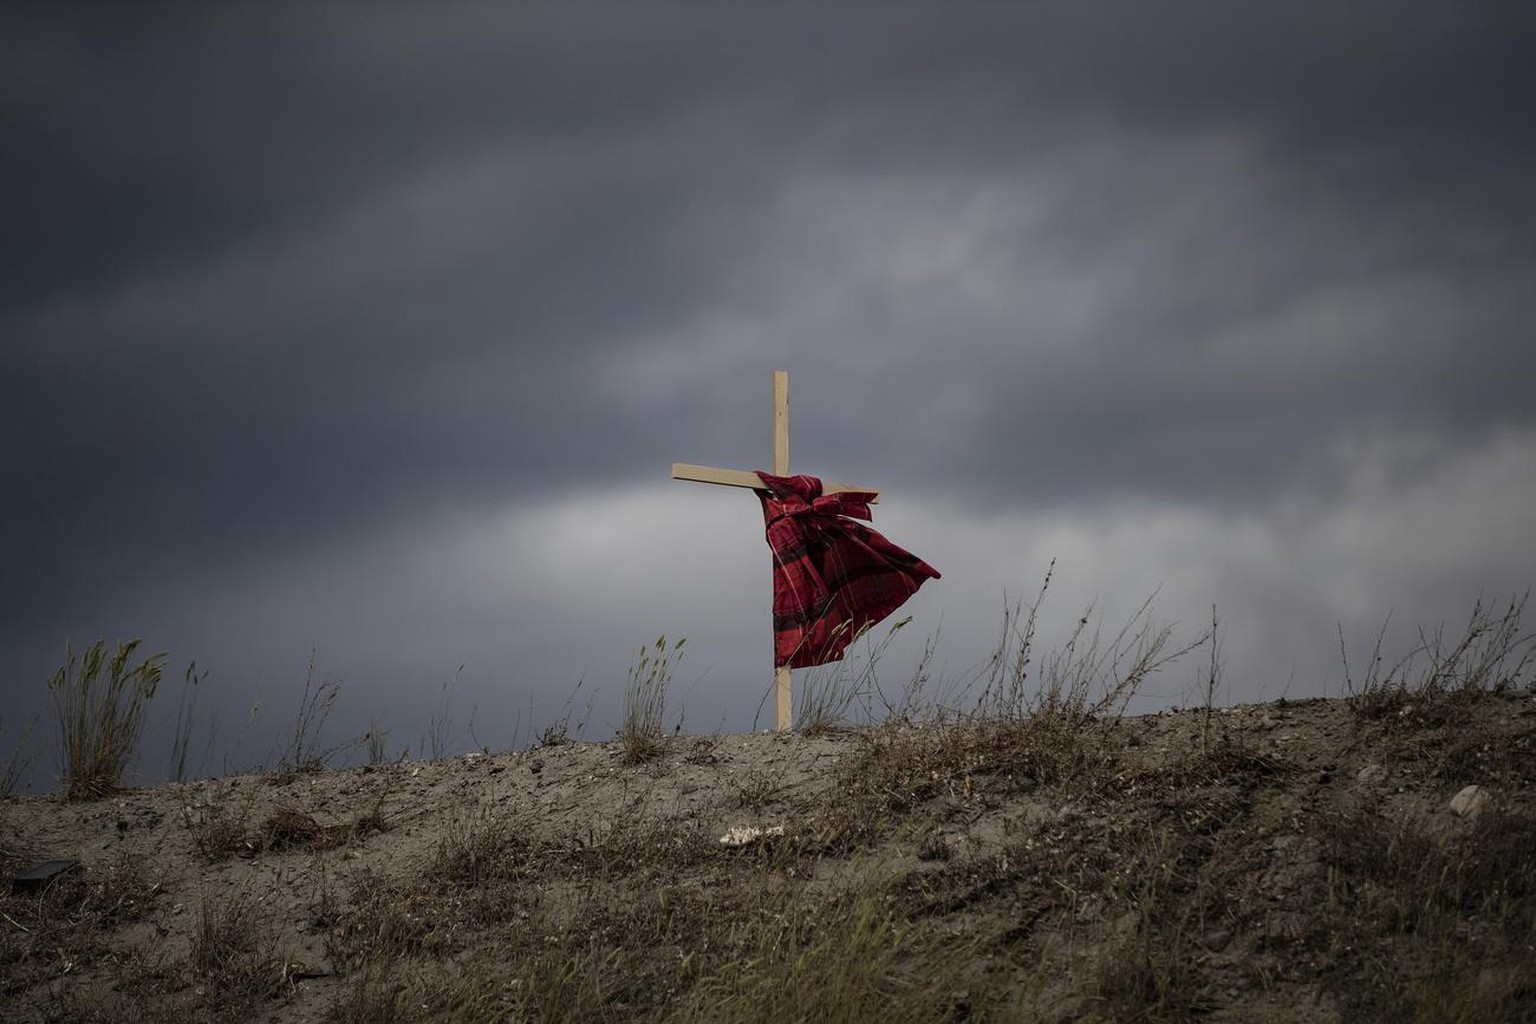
<box><xmin>670</xmin><ymin>462</ymin><xmax>880</xmax><ymax>502</ymax></box>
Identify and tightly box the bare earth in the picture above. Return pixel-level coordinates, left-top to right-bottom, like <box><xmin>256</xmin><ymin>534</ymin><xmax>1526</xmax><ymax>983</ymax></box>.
<box><xmin>3</xmin><ymin>690</ymin><xmax>1534</xmax><ymax>1023</ymax></box>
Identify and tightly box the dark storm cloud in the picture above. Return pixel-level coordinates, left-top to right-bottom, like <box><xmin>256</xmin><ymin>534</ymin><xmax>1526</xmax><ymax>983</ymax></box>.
<box><xmin>6</xmin><ymin>3</ymin><xmax>1533</xmax><ymax>499</ymax></box>
<box><xmin>2</xmin><ymin>5</ymin><xmax>780</xmax><ymax>312</ymax></box>
<box><xmin>11</xmin><ymin>4</ymin><xmax>1532</xmax><ymax>309</ymax></box>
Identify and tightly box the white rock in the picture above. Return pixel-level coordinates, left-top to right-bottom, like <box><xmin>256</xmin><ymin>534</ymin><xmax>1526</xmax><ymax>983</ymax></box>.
<box><xmin>719</xmin><ymin>824</ymin><xmax>786</xmax><ymax>847</ymax></box>
<box><xmin>1450</xmin><ymin>785</ymin><xmax>1491</xmax><ymax>818</ymax></box>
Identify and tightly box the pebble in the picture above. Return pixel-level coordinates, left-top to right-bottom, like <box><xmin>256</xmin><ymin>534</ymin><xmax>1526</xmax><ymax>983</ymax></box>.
<box><xmin>1201</xmin><ymin>928</ymin><xmax>1233</xmax><ymax>952</ymax></box>
<box><xmin>1450</xmin><ymin>784</ymin><xmax>1491</xmax><ymax>818</ymax></box>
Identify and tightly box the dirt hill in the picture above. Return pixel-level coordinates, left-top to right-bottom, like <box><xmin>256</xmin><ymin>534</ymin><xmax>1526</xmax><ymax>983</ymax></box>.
<box><xmin>3</xmin><ymin>686</ymin><xmax>1534</xmax><ymax>1023</ymax></box>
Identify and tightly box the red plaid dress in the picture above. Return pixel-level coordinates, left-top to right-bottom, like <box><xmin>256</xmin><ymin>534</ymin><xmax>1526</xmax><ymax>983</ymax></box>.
<box><xmin>755</xmin><ymin>471</ymin><xmax>940</xmax><ymax>669</ymax></box>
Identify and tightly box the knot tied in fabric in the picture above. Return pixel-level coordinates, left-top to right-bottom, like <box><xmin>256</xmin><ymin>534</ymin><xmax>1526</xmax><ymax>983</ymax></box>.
<box><xmin>754</xmin><ymin>471</ymin><xmax>939</xmax><ymax>669</ymax></box>
<box><xmin>762</xmin><ymin>480</ymin><xmax>874</xmax><ymax>527</ymax></box>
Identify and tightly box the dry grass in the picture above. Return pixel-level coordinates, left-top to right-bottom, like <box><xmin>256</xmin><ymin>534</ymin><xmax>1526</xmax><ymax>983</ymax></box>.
<box><xmin>794</xmin><ymin>616</ymin><xmax>914</xmax><ymax>732</ymax></box>
<box><xmin>1</xmin><ymin>714</ymin><xmax>39</xmax><ymax>798</ymax></box>
<box><xmin>185</xmin><ymin>786</ymin><xmax>390</xmax><ymax>860</ymax></box>
<box><xmin>972</xmin><ymin>563</ymin><xmax>1213</xmax><ymax>724</ymax></box>
<box><xmin>189</xmin><ymin>886</ymin><xmax>297</xmax><ymax>1014</ymax></box>
<box><xmin>620</xmin><ymin>636</ymin><xmax>685</xmax><ymax>763</ymax></box>
<box><xmin>1310</xmin><ymin>803</ymin><xmax>1536</xmax><ymax>1022</ymax></box>
<box><xmin>672</xmin><ymin>892</ymin><xmax>976</xmax><ymax>1023</ymax></box>
<box><xmin>283</xmin><ymin>648</ymin><xmax>359</xmax><ymax>773</ymax></box>
<box><xmin>47</xmin><ymin>639</ymin><xmax>166</xmax><ymax>800</ymax></box>
<box><xmin>1342</xmin><ymin>591</ymin><xmax>1534</xmax><ymax>723</ymax></box>
<box><xmin>0</xmin><ymin>850</ymin><xmax>159</xmax><ymax>1006</ymax></box>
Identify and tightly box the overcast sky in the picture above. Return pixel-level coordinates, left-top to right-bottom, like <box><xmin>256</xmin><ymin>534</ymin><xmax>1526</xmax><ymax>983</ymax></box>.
<box><xmin>4</xmin><ymin>4</ymin><xmax>1534</xmax><ymax>789</ymax></box>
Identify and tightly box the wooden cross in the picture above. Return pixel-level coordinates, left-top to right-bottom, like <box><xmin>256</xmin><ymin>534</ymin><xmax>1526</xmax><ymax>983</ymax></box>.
<box><xmin>672</xmin><ymin>371</ymin><xmax>878</xmax><ymax>732</ymax></box>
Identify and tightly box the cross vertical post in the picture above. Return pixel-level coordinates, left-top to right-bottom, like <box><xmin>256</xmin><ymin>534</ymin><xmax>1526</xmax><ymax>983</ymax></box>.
<box><xmin>771</xmin><ymin>371</ymin><xmax>791</xmax><ymax>730</ymax></box>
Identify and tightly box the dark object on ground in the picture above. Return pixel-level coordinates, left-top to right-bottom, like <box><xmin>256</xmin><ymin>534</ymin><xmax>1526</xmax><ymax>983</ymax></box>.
<box><xmin>9</xmin><ymin>859</ymin><xmax>80</xmax><ymax>894</ymax></box>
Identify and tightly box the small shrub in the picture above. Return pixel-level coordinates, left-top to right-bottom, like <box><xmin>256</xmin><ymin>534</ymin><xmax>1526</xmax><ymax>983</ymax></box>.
<box><xmin>1342</xmin><ymin>592</ymin><xmax>1535</xmax><ymax>722</ymax></box>
<box><xmin>185</xmin><ymin>782</ymin><xmax>262</xmax><ymax>860</ymax></box>
<box><xmin>432</xmin><ymin>807</ymin><xmax>543</xmax><ymax>886</ymax></box>
<box><xmin>535</xmin><ymin>676</ymin><xmax>592</xmax><ymax>749</ymax></box>
<box><xmin>731</xmin><ymin>767</ymin><xmax>781</xmax><ymax>815</ymax></box>
<box><xmin>190</xmin><ymin>888</ymin><xmax>294</xmax><ymax>1012</ymax></box>
<box><xmin>49</xmin><ymin>638</ymin><xmax>166</xmax><ymax>800</ymax></box>
<box><xmin>260</xmin><ymin>806</ymin><xmax>358</xmax><ymax>853</ymax></box>
<box><xmin>185</xmin><ymin>788</ymin><xmax>388</xmax><ymax>860</ymax></box>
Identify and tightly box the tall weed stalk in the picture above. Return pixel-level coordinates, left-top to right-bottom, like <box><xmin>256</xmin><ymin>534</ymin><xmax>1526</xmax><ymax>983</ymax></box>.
<box><xmin>425</xmin><ymin>665</ymin><xmax>463</xmax><ymax>761</ymax></box>
<box><xmin>169</xmin><ymin>660</ymin><xmax>210</xmax><ymax>783</ymax></box>
<box><xmin>2</xmin><ymin>714</ymin><xmax>40</xmax><ymax>797</ymax></box>
<box><xmin>973</xmin><ymin>562</ymin><xmax>1210</xmax><ymax>724</ymax></box>
<box><xmin>535</xmin><ymin>676</ymin><xmax>592</xmax><ymax>748</ymax></box>
<box><xmin>796</xmin><ymin>616</ymin><xmax>914</xmax><ymax>732</ymax></box>
<box><xmin>284</xmin><ymin>649</ymin><xmax>354</xmax><ymax>772</ymax></box>
<box><xmin>1342</xmin><ymin>591</ymin><xmax>1535</xmax><ymax>718</ymax></box>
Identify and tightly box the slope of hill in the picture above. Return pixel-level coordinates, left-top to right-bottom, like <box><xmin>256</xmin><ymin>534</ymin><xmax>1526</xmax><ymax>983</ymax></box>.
<box><xmin>4</xmin><ymin>680</ymin><xmax>1534</xmax><ymax>1023</ymax></box>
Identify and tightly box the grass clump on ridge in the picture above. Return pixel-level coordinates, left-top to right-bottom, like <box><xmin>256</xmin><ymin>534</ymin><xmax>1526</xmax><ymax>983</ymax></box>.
<box><xmin>620</xmin><ymin>635</ymin><xmax>685</xmax><ymax>763</ymax></box>
<box><xmin>1341</xmin><ymin>590</ymin><xmax>1534</xmax><ymax>723</ymax></box>
<box><xmin>795</xmin><ymin>616</ymin><xmax>918</xmax><ymax>733</ymax></box>
<box><xmin>48</xmin><ymin>638</ymin><xmax>166</xmax><ymax>800</ymax></box>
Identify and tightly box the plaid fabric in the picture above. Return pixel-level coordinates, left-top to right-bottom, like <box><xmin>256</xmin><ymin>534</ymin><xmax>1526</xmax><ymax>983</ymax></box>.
<box><xmin>755</xmin><ymin>471</ymin><xmax>940</xmax><ymax>669</ymax></box>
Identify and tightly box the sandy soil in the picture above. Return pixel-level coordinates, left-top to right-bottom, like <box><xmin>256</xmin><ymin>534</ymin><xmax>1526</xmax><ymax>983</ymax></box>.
<box><xmin>3</xmin><ymin>690</ymin><xmax>1534</xmax><ymax>1023</ymax></box>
